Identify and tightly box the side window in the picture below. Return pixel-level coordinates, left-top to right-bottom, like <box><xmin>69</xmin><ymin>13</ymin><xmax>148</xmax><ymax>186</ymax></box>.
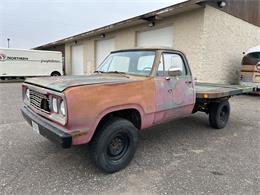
<box><xmin>157</xmin><ymin>53</ymin><xmax>187</xmax><ymax>76</ymax></box>
<box><xmin>164</xmin><ymin>53</ymin><xmax>187</xmax><ymax>76</ymax></box>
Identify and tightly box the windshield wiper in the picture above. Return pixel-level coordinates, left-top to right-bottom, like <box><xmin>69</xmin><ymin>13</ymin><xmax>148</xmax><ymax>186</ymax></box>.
<box><xmin>107</xmin><ymin>71</ymin><xmax>130</xmax><ymax>78</ymax></box>
<box><xmin>94</xmin><ymin>70</ymin><xmax>105</xmax><ymax>73</ymax></box>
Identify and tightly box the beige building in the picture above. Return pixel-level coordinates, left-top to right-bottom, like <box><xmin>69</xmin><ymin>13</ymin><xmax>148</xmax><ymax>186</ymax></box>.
<box><xmin>35</xmin><ymin>0</ymin><xmax>260</xmax><ymax>84</ymax></box>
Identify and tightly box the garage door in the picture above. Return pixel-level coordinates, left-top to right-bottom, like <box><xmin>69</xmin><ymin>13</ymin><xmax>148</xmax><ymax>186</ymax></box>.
<box><xmin>96</xmin><ymin>38</ymin><xmax>115</xmax><ymax>67</ymax></box>
<box><xmin>72</xmin><ymin>45</ymin><xmax>84</xmax><ymax>75</ymax></box>
<box><xmin>137</xmin><ymin>26</ymin><xmax>173</xmax><ymax>47</ymax></box>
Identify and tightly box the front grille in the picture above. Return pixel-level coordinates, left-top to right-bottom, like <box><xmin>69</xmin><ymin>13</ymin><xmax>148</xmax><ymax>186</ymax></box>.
<box><xmin>29</xmin><ymin>90</ymin><xmax>50</xmax><ymax>113</ymax></box>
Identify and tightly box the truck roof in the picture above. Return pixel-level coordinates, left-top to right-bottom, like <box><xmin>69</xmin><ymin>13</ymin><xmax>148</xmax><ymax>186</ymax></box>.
<box><xmin>0</xmin><ymin>48</ymin><xmax>62</xmax><ymax>54</ymax></box>
<box><xmin>111</xmin><ymin>47</ymin><xmax>182</xmax><ymax>53</ymax></box>
<box><xmin>246</xmin><ymin>45</ymin><xmax>260</xmax><ymax>54</ymax></box>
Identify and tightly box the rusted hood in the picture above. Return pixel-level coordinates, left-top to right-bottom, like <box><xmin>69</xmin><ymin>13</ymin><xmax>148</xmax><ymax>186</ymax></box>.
<box><xmin>25</xmin><ymin>74</ymin><xmax>140</xmax><ymax>92</ymax></box>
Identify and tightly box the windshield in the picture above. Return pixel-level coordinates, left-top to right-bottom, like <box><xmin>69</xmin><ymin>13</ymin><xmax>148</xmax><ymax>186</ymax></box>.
<box><xmin>96</xmin><ymin>51</ymin><xmax>155</xmax><ymax>76</ymax></box>
<box><xmin>242</xmin><ymin>52</ymin><xmax>260</xmax><ymax>65</ymax></box>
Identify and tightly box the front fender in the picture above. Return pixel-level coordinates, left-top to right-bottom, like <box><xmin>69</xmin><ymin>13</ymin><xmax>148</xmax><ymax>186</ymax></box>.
<box><xmin>86</xmin><ymin>103</ymin><xmax>146</xmax><ymax>142</ymax></box>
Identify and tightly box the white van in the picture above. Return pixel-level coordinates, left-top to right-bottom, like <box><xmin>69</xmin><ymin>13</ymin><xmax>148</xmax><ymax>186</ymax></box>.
<box><xmin>0</xmin><ymin>48</ymin><xmax>63</xmax><ymax>79</ymax></box>
<box><xmin>240</xmin><ymin>45</ymin><xmax>260</xmax><ymax>94</ymax></box>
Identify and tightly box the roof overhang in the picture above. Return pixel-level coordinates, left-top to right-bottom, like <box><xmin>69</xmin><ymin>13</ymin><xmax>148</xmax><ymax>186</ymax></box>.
<box><xmin>34</xmin><ymin>0</ymin><xmax>206</xmax><ymax>49</ymax></box>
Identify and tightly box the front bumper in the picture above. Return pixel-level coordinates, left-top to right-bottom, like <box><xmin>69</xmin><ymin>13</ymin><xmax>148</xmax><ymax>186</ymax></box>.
<box><xmin>21</xmin><ymin>106</ymin><xmax>72</xmax><ymax>148</ymax></box>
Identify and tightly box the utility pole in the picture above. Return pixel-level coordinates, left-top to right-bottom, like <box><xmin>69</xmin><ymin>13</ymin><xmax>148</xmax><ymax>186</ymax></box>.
<box><xmin>7</xmin><ymin>38</ymin><xmax>10</xmax><ymax>48</ymax></box>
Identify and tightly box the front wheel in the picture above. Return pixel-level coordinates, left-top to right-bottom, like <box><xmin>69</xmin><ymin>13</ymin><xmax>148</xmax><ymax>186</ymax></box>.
<box><xmin>90</xmin><ymin>117</ymin><xmax>138</xmax><ymax>173</ymax></box>
<box><xmin>209</xmin><ymin>100</ymin><xmax>230</xmax><ymax>129</ymax></box>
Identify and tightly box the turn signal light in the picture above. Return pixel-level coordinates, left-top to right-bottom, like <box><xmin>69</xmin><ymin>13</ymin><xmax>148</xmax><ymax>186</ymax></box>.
<box><xmin>203</xmin><ymin>93</ymin><xmax>208</xmax><ymax>99</ymax></box>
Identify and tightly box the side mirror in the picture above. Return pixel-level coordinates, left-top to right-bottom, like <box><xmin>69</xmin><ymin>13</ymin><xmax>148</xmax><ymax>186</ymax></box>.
<box><xmin>257</xmin><ymin>62</ymin><xmax>260</xmax><ymax>70</ymax></box>
<box><xmin>168</xmin><ymin>67</ymin><xmax>182</xmax><ymax>77</ymax></box>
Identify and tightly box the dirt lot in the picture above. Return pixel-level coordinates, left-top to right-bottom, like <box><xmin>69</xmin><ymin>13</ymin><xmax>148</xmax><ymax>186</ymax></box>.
<box><xmin>0</xmin><ymin>83</ymin><xmax>259</xmax><ymax>195</ymax></box>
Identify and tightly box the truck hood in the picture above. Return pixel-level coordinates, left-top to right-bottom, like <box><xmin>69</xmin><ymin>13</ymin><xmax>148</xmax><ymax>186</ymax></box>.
<box><xmin>25</xmin><ymin>74</ymin><xmax>142</xmax><ymax>92</ymax></box>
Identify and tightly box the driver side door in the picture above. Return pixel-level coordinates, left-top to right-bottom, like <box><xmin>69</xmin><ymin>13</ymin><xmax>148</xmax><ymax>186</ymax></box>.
<box><xmin>154</xmin><ymin>52</ymin><xmax>195</xmax><ymax>124</ymax></box>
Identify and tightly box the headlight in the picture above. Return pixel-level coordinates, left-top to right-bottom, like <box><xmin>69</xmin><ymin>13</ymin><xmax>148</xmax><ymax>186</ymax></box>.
<box><xmin>59</xmin><ymin>100</ymin><xmax>66</xmax><ymax>116</ymax></box>
<box><xmin>26</xmin><ymin>89</ymin><xmax>30</xmax><ymax>99</ymax></box>
<box><xmin>52</xmin><ymin>97</ymin><xmax>58</xmax><ymax>113</ymax></box>
<box><xmin>25</xmin><ymin>88</ymin><xmax>30</xmax><ymax>101</ymax></box>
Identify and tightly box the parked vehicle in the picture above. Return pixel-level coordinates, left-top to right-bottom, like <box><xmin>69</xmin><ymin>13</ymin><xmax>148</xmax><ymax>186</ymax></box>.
<box><xmin>21</xmin><ymin>48</ymin><xmax>252</xmax><ymax>173</ymax></box>
<box><xmin>240</xmin><ymin>45</ymin><xmax>260</xmax><ymax>94</ymax></box>
<box><xmin>0</xmin><ymin>48</ymin><xmax>63</xmax><ymax>80</ymax></box>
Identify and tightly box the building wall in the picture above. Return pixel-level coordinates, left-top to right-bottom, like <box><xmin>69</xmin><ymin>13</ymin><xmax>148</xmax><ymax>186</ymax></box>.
<box><xmin>64</xmin><ymin>8</ymin><xmax>205</xmax><ymax>78</ymax></box>
<box><xmin>201</xmin><ymin>5</ymin><xmax>260</xmax><ymax>84</ymax></box>
<box><xmin>172</xmin><ymin>8</ymin><xmax>205</xmax><ymax>80</ymax></box>
<box><xmin>64</xmin><ymin>5</ymin><xmax>260</xmax><ymax>84</ymax></box>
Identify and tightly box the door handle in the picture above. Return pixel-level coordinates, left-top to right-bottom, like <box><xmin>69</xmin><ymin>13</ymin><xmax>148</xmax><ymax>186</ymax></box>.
<box><xmin>185</xmin><ymin>80</ymin><xmax>192</xmax><ymax>84</ymax></box>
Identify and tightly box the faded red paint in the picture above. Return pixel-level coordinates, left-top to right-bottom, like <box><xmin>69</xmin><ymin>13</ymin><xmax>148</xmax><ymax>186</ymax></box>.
<box><xmin>60</xmin><ymin>74</ymin><xmax>195</xmax><ymax>145</ymax></box>
<box><xmin>22</xmin><ymin>48</ymin><xmax>198</xmax><ymax>146</ymax></box>
<box><xmin>64</xmin><ymin>76</ymin><xmax>156</xmax><ymax>144</ymax></box>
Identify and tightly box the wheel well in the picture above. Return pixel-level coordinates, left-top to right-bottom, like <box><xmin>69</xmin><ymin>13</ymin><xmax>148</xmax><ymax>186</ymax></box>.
<box><xmin>97</xmin><ymin>109</ymin><xmax>141</xmax><ymax>130</ymax></box>
<box><xmin>50</xmin><ymin>71</ymin><xmax>61</xmax><ymax>76</ymax></box>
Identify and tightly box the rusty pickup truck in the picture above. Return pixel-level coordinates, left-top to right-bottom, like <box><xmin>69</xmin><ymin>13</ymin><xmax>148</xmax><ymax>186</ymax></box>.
<box><xmin>21</xmin><ymin>48</ymin><xmax>252</xmax><ymax>173</ymax></box>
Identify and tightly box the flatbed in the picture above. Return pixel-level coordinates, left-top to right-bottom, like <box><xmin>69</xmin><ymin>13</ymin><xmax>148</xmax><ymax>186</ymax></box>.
<box><xmin>193</xmin><ymin>82</ymin><xmax>253</xmax><ymax>128</ymax></box>
<box><xmin>195</xmin><ymin>82</ymin><xmax>253</xmax><ymax>99</ymax></box>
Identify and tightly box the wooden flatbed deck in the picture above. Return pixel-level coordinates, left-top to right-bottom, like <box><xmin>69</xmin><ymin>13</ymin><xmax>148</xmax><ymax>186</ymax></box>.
<box><xmin>195</xmin><ymin>82</ymin><xmax>253</xmax><ymax>99</ymax></box>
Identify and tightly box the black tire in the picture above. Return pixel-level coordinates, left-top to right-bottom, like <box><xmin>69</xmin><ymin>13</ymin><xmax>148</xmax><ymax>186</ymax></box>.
<box><xmin>209</xmin><ymin>100</ymin><xmax>230</xmax><ymax>129</ymax></box>
<box><xmin>90</xmin><ymin>117</ymin><xmax>138</xmax><ymax>173</ymax></box>
<box><xmin>50</xmin><ymin>71</ymin><xmax>61</xmax><ymax>76</ymax></box>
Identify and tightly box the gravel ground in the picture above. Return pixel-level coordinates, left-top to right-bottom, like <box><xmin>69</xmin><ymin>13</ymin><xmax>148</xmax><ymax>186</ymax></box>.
<box><xmin>0</xmin><ymin>83</ymin><xmax>259</xmax><ymax>195</ymax></box>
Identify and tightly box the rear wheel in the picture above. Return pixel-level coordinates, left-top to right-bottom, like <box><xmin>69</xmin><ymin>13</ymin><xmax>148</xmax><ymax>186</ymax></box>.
<box><xmin>209</xmin><ymin>100</ymin><xmax>230</xmax><ymax>129</ymax></box>
<box><xmin>90</xmin><ymin>117</ymin><xmax>138</xmax><ymax>173</ymax></box>
<box><xmin>50</xmin><ymin>71</ymin><xmax>61</xmax><ymax>76</ymax></box>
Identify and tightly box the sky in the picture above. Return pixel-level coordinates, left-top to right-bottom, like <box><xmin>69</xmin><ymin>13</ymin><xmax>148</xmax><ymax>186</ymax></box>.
<box><xmin>0</xmin><ymin>0</ymin><xmax>185</xmax><ymax>49</ymax></box>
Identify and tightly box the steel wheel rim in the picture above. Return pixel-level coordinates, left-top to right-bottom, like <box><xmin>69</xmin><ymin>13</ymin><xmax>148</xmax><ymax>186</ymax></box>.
<box><xmin>107</xmin><ymin>133</ymin><xmax>129</xmax><ymax>161</ymax></box>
